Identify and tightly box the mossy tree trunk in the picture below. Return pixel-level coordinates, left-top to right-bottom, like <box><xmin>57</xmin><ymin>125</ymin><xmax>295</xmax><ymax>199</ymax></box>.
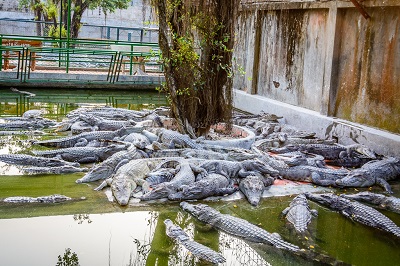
<box><xmin>155</xmin><ymin>0</ymin><xmax>239</xmax><ymax>137</ymax></box>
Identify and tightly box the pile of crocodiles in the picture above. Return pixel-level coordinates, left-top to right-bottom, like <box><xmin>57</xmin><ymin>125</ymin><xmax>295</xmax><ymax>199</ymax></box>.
<box><xmin>1</xmin><ymin>105</ymin><xmax>400</xmax><ymax>264</ymax></box>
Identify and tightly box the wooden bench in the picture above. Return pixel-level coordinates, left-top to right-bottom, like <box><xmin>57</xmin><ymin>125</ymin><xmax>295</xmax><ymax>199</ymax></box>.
<box><xmin>1</xmin><ymin>39</ymin><xmax>42</xmax><ymax>71</ymax></box>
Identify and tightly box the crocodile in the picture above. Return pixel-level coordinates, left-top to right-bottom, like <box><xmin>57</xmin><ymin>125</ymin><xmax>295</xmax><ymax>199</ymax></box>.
<box><xmin>239</xmin><ymin>173</ymin><xmax>274</xmax><ymax>206</ymax></box>
<box><xmin>336</xmin><ymin>157</ymin><xmax>400</xmax><ymax>193</ymax></box>
<box><xmin>164</xmin><ymin>219</ymin><xmax>226</xmax><ymax>264</ymax></box>
<box><xmin>76</xmin><ymin>145</ymin><xmax>147</xmax><ymax>183</ymax></box>
<box><xmin>264</xmin><ymin>157</ymin><xmax>349</xmax><ymax>185</ymax></box>
<box><xmin>305</xmin><ymin>193</ymin><xmax>400</xmax><ymax>238</ymax></box>
<box><xmin>67</xmin><ymin>106</ymin><xmax>152</xmax><ymax>121</ymax></box>
<box><xmin>78</xmin><ymin>114</ymin><xmax>137</xmax><ymax>131</ymax></box>
<box><xmin>0</xmin><ymin>154</ymin><xmax>79</xmax><ymax>167</ymax></box>
<box><xmin>32</xmin><ymin>143</ymin><xmax>129</xmax><ymax>163</ymax></box>
<box><xmin>151</xmin><ymin>128</ymin><xmax>203</xmax><ymax>149</ymax></box>
<box><xmin>140</xmin><ymin>159</ymin><xmax>199</xmax><ymax>201</ymax></box>
<box><xmin>282</xmin><ymin>194</ymin><xmax>318</xmax><ymax>234</ymax></box>
<box><xmin>194</xmin><ymin>159</ymin><xmax>279</xmax><ymax>180</ymax></box>
<box><xmin>182</xmin><ymin>147</ymin><xmax>257</xmax><ymax>161</ymax></box>
<box><xmin>34</xmin><ymin>126</ymin><xmax>143</xmax><ymax>148</ymax></box>
<box><xmin>341</xmin><ymin>192</ymin><xmax>400</xmax><ymax>214</ymax></box>
<box><xmin>22</xmin><ymin>165</ymin><xmax>89</xmax><ymax>174</ymax></box>
<box><xmin>21</xmin><ymin>109</ymin><xmax>44</xmax><ymax>118</ymax></box>
<box><xmin>70</xmin><ymin>121</ymin><xmax>97</xmax><ymax>134</ymax></box>
<box><xmin>0</xmin><ymin>130</ymin><xmax>46</xmax><ymax>136</ymax></box>
<box><xmin>168</xmin><ymin>173</ymin><xmax>237</xmax><ymax>201</ymax></box>
<box><xmin>276</xmin><ymin>151</ymin><xmax>326</xmax><ymax>168</ymax></box>
<box><xmin>122</xmin><ymin>132</ymin><xmax>151</xmax><ymax>149</ymax></box>
<box><xmin>326</xmin><ymin>154</ymin><xmax>375</xmax><ymax>168</ymax></box>
<box><xmin>95</xmin><ymin>158</ymin><xmax>164</xmax><ymax>205</ymax></box>
<box><xmin>10</xmin><ymin>87</ymin><xmax>36</xmax><ymax>97</ymax></box>
<box><xmin>0</xmin><ymin>119</ymin><xmax>54</xmax><ymax>130</ymax></box>
<box><xmin>3</xmin><ymin>194</ymin><xmax>85</xmax><ymax>203</ymax></box>
<box><xmin>270</xmin><ymin>143</ymin><xmax>376</xmax><ymax>160</ymax></box>
<box><xmin>180</xmin><ymin>202</ymin><xmax>301</xmax><ymax>252</ymax></box>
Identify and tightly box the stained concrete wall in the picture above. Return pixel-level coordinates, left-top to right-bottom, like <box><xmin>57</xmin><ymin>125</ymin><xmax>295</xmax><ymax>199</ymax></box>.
<box><xmin>234</xmin><ymin>0</ymin><xmax>400</xmax><ymax>135</ymax></box>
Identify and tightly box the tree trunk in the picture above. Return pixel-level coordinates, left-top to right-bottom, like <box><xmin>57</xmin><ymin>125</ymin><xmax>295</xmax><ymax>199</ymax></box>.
<box><xmin>155</xmin><ymin>0</ymin><xmax>238</xmax><ymax>136</ymax></box>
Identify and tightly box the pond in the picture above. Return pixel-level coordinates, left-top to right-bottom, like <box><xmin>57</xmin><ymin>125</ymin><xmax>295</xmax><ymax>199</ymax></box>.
<box><xmin>0</xmin><ymin>88</ymin><xmax>399</xmax><ymax>266</ymax></box>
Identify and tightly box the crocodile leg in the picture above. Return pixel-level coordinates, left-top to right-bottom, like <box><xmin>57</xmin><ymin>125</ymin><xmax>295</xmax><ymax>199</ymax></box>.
<box><xmin>376</xmin><ymin>178</ymin><xmax>394</xmax><ymax>194</ymax></box>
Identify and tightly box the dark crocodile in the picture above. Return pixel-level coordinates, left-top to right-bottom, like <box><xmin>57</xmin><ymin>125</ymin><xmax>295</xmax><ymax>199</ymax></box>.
<box><xmin>282</xmin><ymin>194</ymin><xmax>318</xmax><ymax>234</ymax></box>
<box><xmin>164</xmin><ymin>219</ymin><xmax>226</xmax><ymax>264</ymax></box>
<box><xmin>305</xmin><ymin>193</ymin><xmax>400</xmax><ymax>238</ymax></box>
<box><xmin>0</xmin><ymin>154</ymin><xmax>79</xmax><ymax>167</ymax></box>
<box><xmin>32</xmin><ymin>143</ymin><xmax>129</xmax><ymax>163</ymax></box>
<box><xmin>168</xmin><ymin>173</ymin><xmax>237</xmax><ymax>201</ymax></box>
<box><xmin>239</xmin><ymin>172</ymin><xmax>274</xmax><ymax>206</ymax></box>
<box><xmin>34</xmin><ymin>126</ymin><xmax>143</xmax><ymax>148</ymax></box>
<box><xmin>76</xmin><ymin>145</ymin><xmax>147</xmax><ymax>183</ymax></box>
<box><xmin>3</xmin><ymin>194</ymin><xmax>85</xmax><ymax>203</ymax></box>
<box><xmin>270</xmin><ymin>143</ymin><xmax>376</xmax><ymax>160</ymax></box>
<box><xmin>22</xmin><ymin>165</ymin><xmax>89</xmax><ymax>174</ymax></box>
<box><xmin>341</xmin><ymin>192</ymin><xmax>400</xmax><ymax>214</ymax></box>
<box><xmin>336</xmin><ymin>157</ymin><xmax>400</xmax><ymax>193</ymax></box>
<box><xmin>180</xmin><ymin>202</ymin><xmax>301</xmax><ymax>252</ymax></box>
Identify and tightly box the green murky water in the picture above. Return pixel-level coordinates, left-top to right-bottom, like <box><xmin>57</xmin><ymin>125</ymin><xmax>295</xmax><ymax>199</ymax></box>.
<box><xmin>0</xmin><ymin>88</ymin><xmax>399</xmax><ymax>266</ymax></box>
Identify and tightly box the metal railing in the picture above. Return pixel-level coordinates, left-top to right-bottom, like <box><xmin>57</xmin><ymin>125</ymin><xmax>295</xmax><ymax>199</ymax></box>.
<box><xmin>0</xmin><ymin>18</ymin><xmax>159</xmax><ymax>43</ymax></box>
<box><xmin>0</xmin><ymin>34</ymin><xmax>164</xmax><ymax>86</ymax></box>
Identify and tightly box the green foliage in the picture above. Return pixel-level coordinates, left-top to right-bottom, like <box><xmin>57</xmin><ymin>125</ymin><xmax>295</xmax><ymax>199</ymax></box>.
<box><xmin>56</xmin><ymin>248</ymin><xmax>80</xmax><ymax>266</ymax></box>
<box><xmin>48</xmin><ymin>25</ymin><xmax>67</xmax><ymax>39</ymax></box>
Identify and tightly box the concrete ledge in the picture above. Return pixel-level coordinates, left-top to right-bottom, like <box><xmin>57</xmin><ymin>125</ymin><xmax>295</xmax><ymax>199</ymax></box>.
<box><xmin>0</xmin><ymin>71</ymin><xmax>165</xmax><ymax>89</ymax></box>
<box><xmin>233</xmin><ymin>89</ymin><xmax>400</xmax><ymax>157</ymax></box>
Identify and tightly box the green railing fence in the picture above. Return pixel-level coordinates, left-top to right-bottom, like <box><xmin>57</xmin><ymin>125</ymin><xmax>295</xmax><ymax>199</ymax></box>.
<box><xmin>0</xmin><ymin>34</ymin><xmax>163</xmax><ymax>85</ymax></box>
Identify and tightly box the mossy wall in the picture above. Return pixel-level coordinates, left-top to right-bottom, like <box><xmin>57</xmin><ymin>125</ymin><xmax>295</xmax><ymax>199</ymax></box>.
<box><xmin>332</xmin><ymin>7</ymin><xmax>400</xmax><ymax>133</ymax></box>
<box><xmin>235</xmin><ymin>1</ymin><xmax>400</xmax><ymax>134</ymax></box>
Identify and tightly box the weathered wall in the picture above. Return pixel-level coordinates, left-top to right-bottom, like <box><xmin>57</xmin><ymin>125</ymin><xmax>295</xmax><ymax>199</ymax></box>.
<box><xmin>234</xmin><ymin>0</ymin><xmax>400</xmax><ymax>134</ymax></box>
<box><xmin>331</xmin><ymin>7</ymin><xmax>400</xmax><ymax>133</ymax></box>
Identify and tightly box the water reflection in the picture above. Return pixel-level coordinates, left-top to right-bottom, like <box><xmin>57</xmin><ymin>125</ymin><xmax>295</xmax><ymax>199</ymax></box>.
<box><xmin>56</xmin><ymin>248</ymin><xmax>80</xmax><ymax>266</ymax></box>
<box><xmin>73</xmin><ymin>213</ymin><xmax>92</xmax><ymax>224</ymax></box>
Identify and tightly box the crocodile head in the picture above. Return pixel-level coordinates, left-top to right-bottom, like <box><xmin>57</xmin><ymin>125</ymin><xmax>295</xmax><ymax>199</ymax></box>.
<box><xmin>340</xmin><ymin>191</ymin><xmax>386</xmax><ymax>204</ymax></box>
<box><xmin>111</xmin><ymin>178</ymin><xmax>136</xmax><ymax>206</ymax></box>
<box><xmin>354</xmin><ymin>145</ymin><xmax>377</xmax><ymax>159</ymax></box>
<box><xmin>140</xmin><ymin>183</ymin><xmax>172</xmax><ymax>201</ymax></box>
<box><xmin>305</xmin><ymin>193</ymin><xmax>347</xmax><ymax>210</ymax></box>
<box><xmin>243</xmin><ymin>159</ymin><xmax>279</xmax><ymax>176</ymax></box>
<box><xmin>239</xmin><ymin>175</ymin><xmax>264</xmax><ymax>206</ymax></box>
<box><xmin>335</xmin><ymin>169</ymin><xmax>374</xmax><ymax>188</ymax></box>
<box><xmin>168</xmin><ymin>184</ymin><xmax>207</xmax><ymax>201</ymax></box>
<box><xmin>180</xmin><ymin>202</ymin><xmax>220</xmax><ymax>223</ymax></box>
<box><xmin>101</xmin><ymin>144</ymin><xmax>129</xmax><ymax>159</ymax></box>
<box><xmin>76</xmin><ymin>165</ymin><xmax>113</xmax><ymax>183</ymax></box>
<box><xmin>164</xmin><ymin>219</ymin><xmax>189</xmax><ymax>242</ymax></box>
<box><xmin>289</xmin><ymin>194</ymin><xmax>308</xmax><ymax>207</ymax></box>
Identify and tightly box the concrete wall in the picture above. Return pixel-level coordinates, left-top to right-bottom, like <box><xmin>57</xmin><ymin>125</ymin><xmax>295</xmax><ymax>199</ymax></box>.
<box><xmin>233</xmin><ymin>0</ymin><xmax>400</xmax><ymax>134</ymax></box>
